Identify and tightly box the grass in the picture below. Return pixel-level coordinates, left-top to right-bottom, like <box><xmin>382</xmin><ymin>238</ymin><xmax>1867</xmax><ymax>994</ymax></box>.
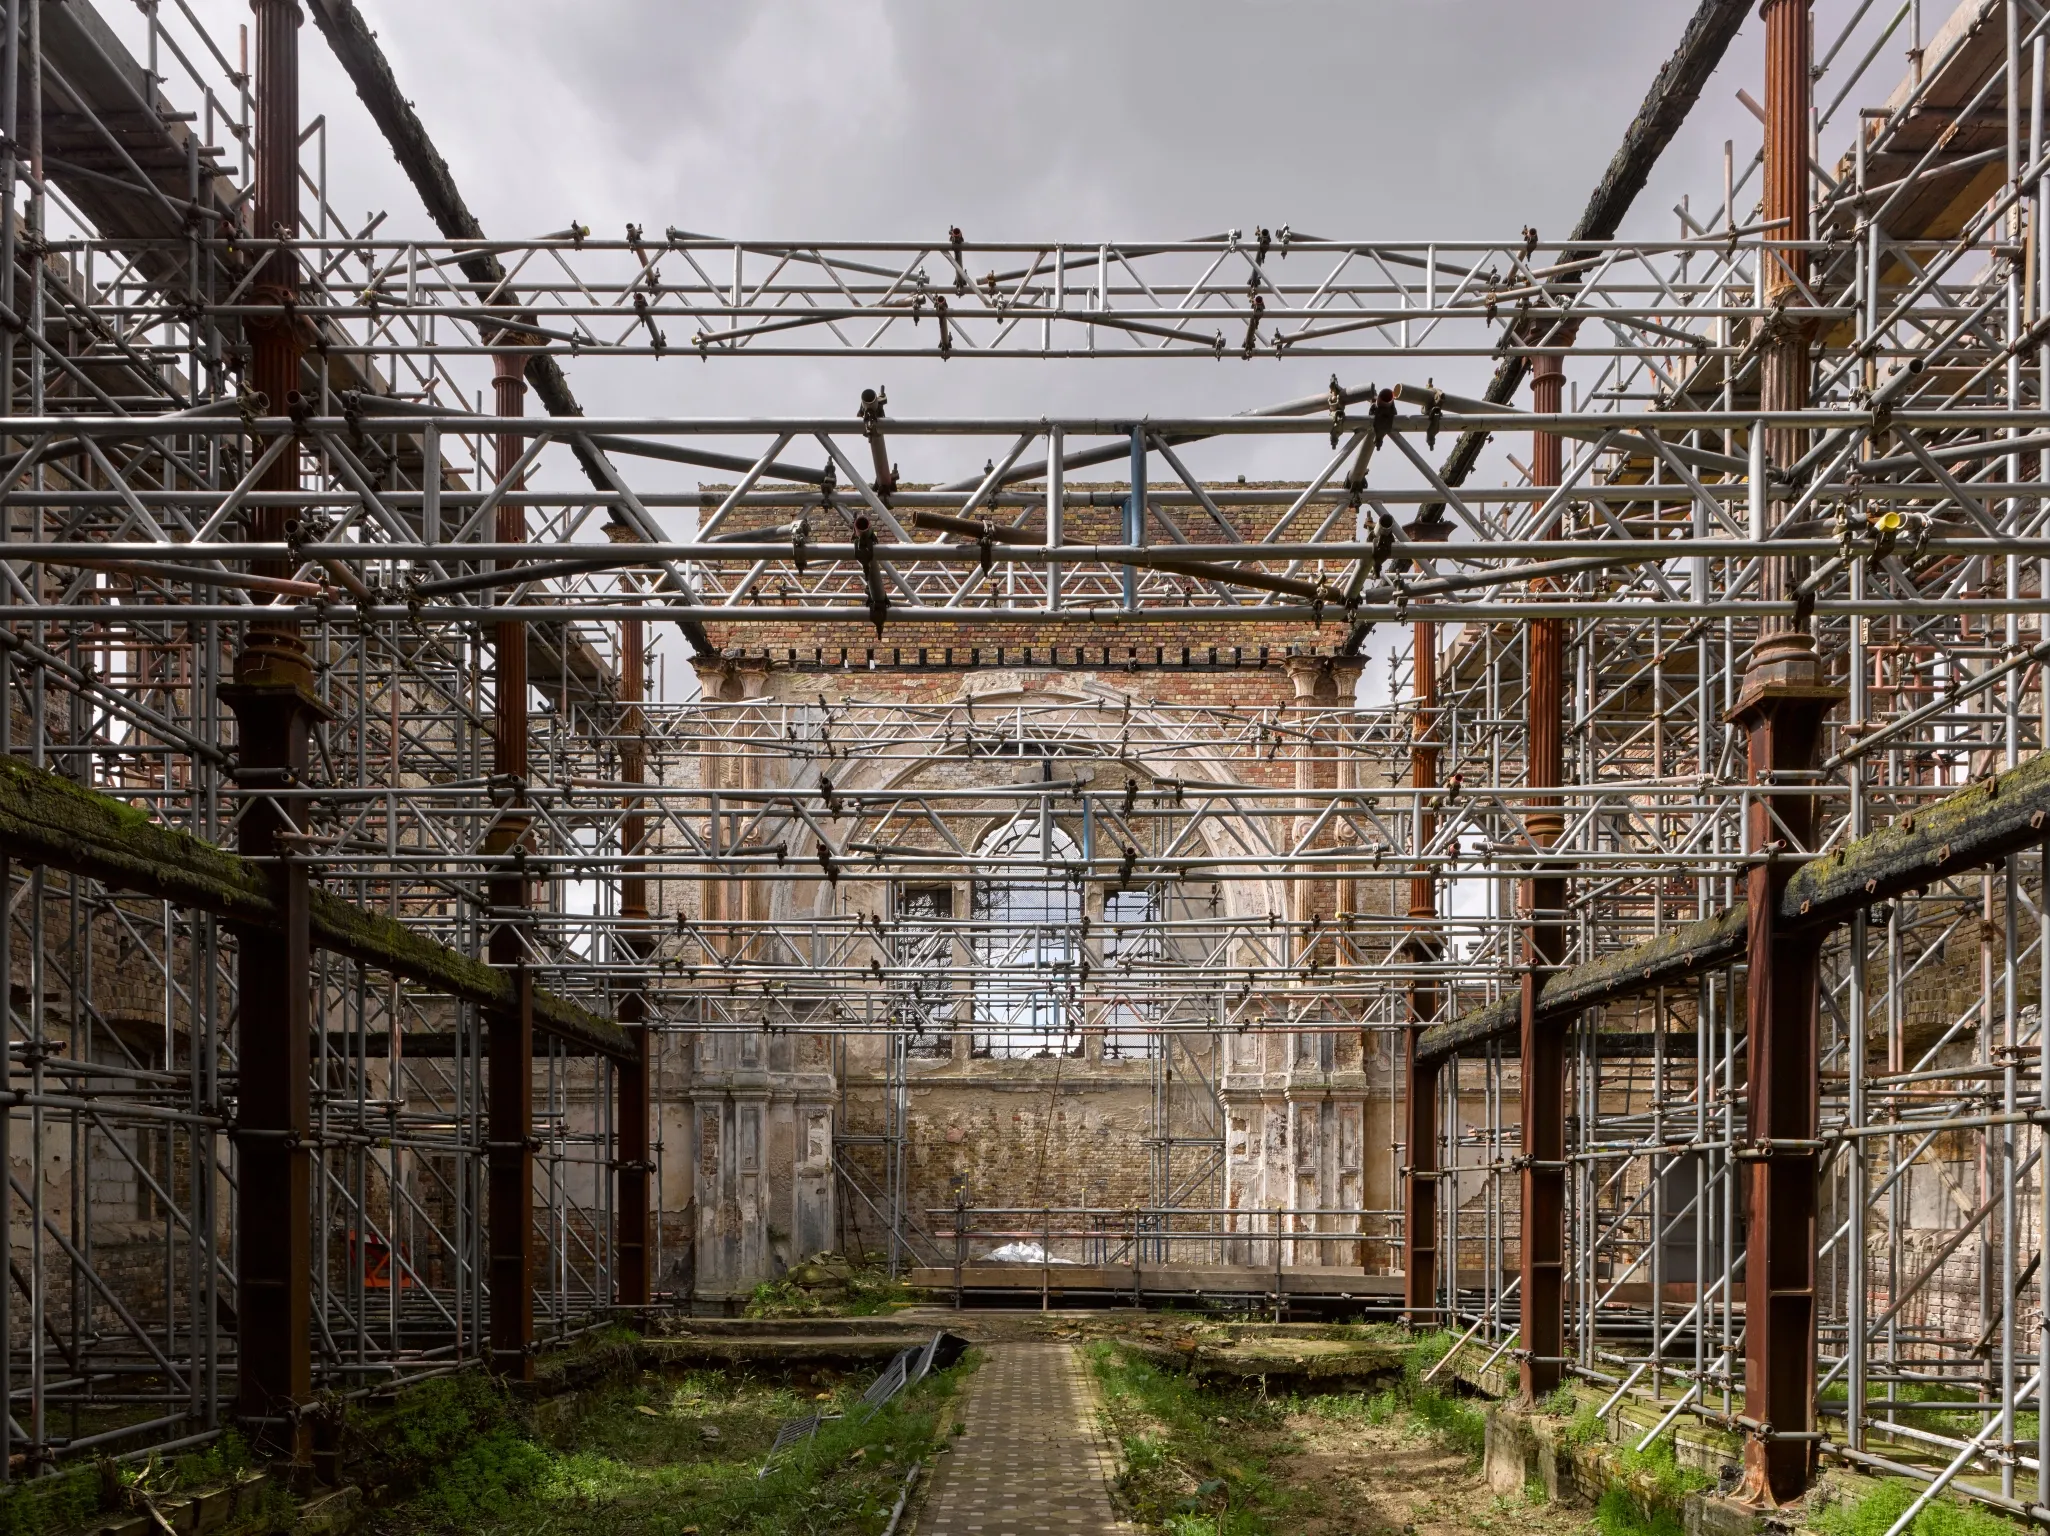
<box><xmin>1389</xmin><ymin>1328</ymin><xmax>1488</xmax><ymax>1460</ymax></box>
<box><xmin>1088</xmin><ymin>1341</ymin><xmax>1301</xmax><ymax>1536</ymax></box>
<box><xmin>1298</xmin><ymin>1389</ymin><xmax>1399</xmax><ymax>1427</ymax></box>
<box><xmin>1285</xmin><ymin>1329</ymin><xmax>1486</xmax><ymax>1463</ymax></box>
<box><xmin>364</xmin><ymin>1353</ymin><xmax>976</xmax><ymax>1536</ymax></box>
<box><xmin>1816</xmin><ymin>1379</ymin><xmax>2039</xmax><ymax>1443</ymax></box>
<box><xmin>1406</xmin><ymin>1383</ymin><xmax>1487</xmax><ymax>1459</ymax></box>
<box><xmin>1818</xmin><ymin>1479</ymin><xmax>2022</xmax><ymax>1536</ymax></box>
<box><xmin>1595</xmin><ymin>1483</ymin><xmax>1686</xmax><ymax>1536</ymax></box>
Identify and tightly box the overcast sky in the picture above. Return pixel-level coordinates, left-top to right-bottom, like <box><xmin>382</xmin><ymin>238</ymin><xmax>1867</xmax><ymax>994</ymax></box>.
<box><xmin>116</xmin><ymin>0</ymin><xmax>1815</xmax><ymax>462</ymax></box>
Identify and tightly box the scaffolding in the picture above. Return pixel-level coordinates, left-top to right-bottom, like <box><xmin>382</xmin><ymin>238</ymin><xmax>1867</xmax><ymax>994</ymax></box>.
<box><xmin>0</xmin><ymin>0</ymin><xmax>2042</xmax><ymax>1520</ymax></box>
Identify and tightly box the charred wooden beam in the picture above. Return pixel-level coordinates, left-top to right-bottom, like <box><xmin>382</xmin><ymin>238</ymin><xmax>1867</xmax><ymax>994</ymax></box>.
<box><xmin>1341</xmin><ymin>0</ymin><xmax>1752</xmax><ymax>652</ymax></box>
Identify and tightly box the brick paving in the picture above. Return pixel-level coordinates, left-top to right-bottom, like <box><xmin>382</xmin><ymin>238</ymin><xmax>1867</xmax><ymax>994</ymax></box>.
<box><xmin>918</xmin><ymin>1341</ymin><xmax>1129</xmax><ymax>1535</ymax></box>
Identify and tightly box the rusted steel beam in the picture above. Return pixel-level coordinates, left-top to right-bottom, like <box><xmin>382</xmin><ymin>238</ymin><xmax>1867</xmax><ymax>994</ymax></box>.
<box><xmin>245</xmin><ymin>0</ymin><xmax>303</xmax><ymax>653</ymax></box>
<box><xmin>1520</xmin><ymin>354</ymin><xmax>1569</xmax><ymax>1403</ymax></box>
<box><xmin>0</xmin><ymin>754</ymin><xmax>631</xmax><ymax>1061</ymax></box>
<box><xmin>485</xmin><ymin>346</ymin><xmax>536</xmax><ymax>1382</ymax></box>
<box><xmin>1402</xmin><ymin>618</ymin><xmax>1441</xmax><ymax>1325</ymax></box>
<box><xmin>230</xmin><ymin>0</ymin><xmax>315</xmax><ymax>1460</ymax></box>
<box><xmin>487</xmin><ymin>969</ymin><xmax>535</xmax><ymax>1379</ymax></box>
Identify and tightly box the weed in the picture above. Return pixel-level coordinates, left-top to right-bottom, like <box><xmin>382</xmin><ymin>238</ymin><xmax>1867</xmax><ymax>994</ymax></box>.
<box><xmin>744</xmin><ymin>1255</ymin><xmax>913</xmax><ymax>1319</ymax></box>
<box><xmin>355</xmin><ymin>1371</ymin><xmax>521</xmax><ymax>1502</ymax></box>
<box><xmin>1270</xmin><ymin>1331</ymin><xmax>1482</xmax><ymax>1464</ymax></box>
<box><xmin>1583</xmin><ymin>1431</ymin><xmax>1708</xmax><ymax>1536</ymax></box>
<box><xmin>1559</xmin><ymin>1400</ymin><xmax>1609</xmax><ymax>1450</ymax></box>
<box><xmin>1596</xmin><ymin>1482</ymin><xmax>1685</xmax><ymax>1536</ymax></box>
<box><xmin>1301</xmin><ymin>1390</ymin><xmax>1398</xmax><ymax>1427</ymax></box>
<box><xmin>0</xmin><ymin>1465</ymin><xmax>101</xmax><ymax>1536</ymax></box>
<box><xmin>1405</xmin><ymin>1384</ymin><xmax>1486</xmax><ymax>1460</ymax></box>
<box><xmin>1088</xmin><ymin>1341</ymin><xmax>1298</xmax><ymax>1535</ymax></box>
<box><xmin>1401</xmin><ymin>1329</ymin><xmax>1459</xmax><ymax>1388</ymax></box>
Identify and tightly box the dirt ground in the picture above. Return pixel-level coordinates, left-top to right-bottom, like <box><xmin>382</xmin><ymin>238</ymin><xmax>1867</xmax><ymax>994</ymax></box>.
<box><xmin>1279</xmin><ymin>1409</ymin><xmax>1596</xmax><ymax>1536</ymax></box>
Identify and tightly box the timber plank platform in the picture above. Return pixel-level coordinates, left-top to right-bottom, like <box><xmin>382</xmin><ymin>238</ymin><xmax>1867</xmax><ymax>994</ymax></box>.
<box><xmin>910</xmin><ymin>1263</ymin><xmax>1405</xmax><ymax>1306</ymax></box>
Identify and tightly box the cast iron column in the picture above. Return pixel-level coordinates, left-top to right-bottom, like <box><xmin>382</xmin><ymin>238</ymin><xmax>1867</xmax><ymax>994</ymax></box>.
<box><xmin>225</xmin><ymin>666</ymin><xmax>326</xmax><ymax>1456</ymax></box>
<box><xmin>614</xmin><ymin>546</ymin><xmax>652</xmax><ymax>1306</ymax></box>
<box><xmin>1733</xmin><ymin>687</ymin><xmax>1830</xmax><ymax>1503</ymax></box>
<box><xmin>1519</xmin><ymin>352</ymin><xmax>1567</xmax><ymax>1402</ymax></box>
<box><xmin>1403</xmin><ymin>617</ymin><xmax>1441</xmax><ymax>1325</ymax></box>
<box><xmin>1735</xmin><ymin>0</ymin><xmax>1832</xmax><ymax>1507</ymax></box>
<box><xmin>485</xmin><ymin>344</ymin><xmax>535</xmax><ymax>1379</ymax></box>
<box><xmin>230</xmin><ymin>0</ymin><xmax>320</xmax><ymax>1460</ymax></box>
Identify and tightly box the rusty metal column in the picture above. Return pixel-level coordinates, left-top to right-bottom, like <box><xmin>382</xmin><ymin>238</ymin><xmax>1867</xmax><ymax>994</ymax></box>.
<box><xmin>613</xmin><ymin>543</ymin><xmax>652</xmax><ymax>1306</ymax></box>
<box><xmin>1519</xmin><ymin>352</ymin><xmax>1567</xmax><ymax>1402</ymax></box>
<box><xmin>224</xmin><ymin>670</ymin><xmax>326</xmax><ymax>1455</ymax></box>
<box><xmin>228</xmin><ymin>0</ymin><xmax>321</xmax><ymax>1461</ymax></box>
<box><xmin>1734</xmin><ymin>0</ymin><xmax>1830</xmax><ymax>1504</ymax></box>
<box><xmin>1731</xmin><ymin>688</ymin><xmax>1830</xmax><ymax>1503</ymax></box>
<box><xmin>1403</xmin><ymin>618</ymin><xmax>1441</xmax><ymax>1325</ymax></box>
<box><xmin>485</xmin><ymin>344</ymin><xmax>535</xmax><ymax>1379</ymax></box>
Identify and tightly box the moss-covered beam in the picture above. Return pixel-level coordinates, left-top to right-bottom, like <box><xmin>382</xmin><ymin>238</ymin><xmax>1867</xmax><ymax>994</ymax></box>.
<box><xmin>1780</xmin><ymin>743</ymin><xmax>2050</xmax><ymax>927</ymax></box>
<box><xmin>1417</xmin><ymin>749</ymin><xmax>2050</xmax><ymax>1063</ymax></box>
<box><xmin>0</xmin><ymin>755</ymin><xmax>631</xmax><ymax>1063</ymax></box>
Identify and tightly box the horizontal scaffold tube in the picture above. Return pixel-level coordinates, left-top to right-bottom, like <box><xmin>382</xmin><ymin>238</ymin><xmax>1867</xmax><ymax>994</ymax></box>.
<box><xmin>1416</xmin><ymin>746</ymin><xmax>2050</xmax><ymax>1064</ymax></box>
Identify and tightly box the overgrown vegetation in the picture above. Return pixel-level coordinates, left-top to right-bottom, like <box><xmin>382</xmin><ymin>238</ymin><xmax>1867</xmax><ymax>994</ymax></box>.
<box><xmin>0</xmin><ymin>1429</ymin><xmax>277</xmax><ymax>1536</ymax></box>
<box><xmin>1088</xmin><ymin>1341</ymin><xmax>1301</xmax><ymax>1536</ymax></box>
<box><xmin>365</xmin><ymin>1352</ymin><xmax>975</xmax><ymax>1536</ymax></box>
<box><xmin>0</xmin><ymin>1467</ymin><xmax>103</xmax><ymax>1536</ymax></box>
<box><xmin>1818</xmin><ymin>1479</ymin><xmax>2022</xmax><ymax>1536</ymax></box>
<box><xmin>1298</xmin><ymin>1389</ymin><xmax>1399</xmax><ymax>1428</ymax></box>
<box><xmin>1586</xmin><ymin>1432</ymin><xmax>1709</xmax><ymax>1536</ymax></box>
<box><xmin>1818</xmin><ymin>1380</ymin><xmax>2040</xmax><ymax>1452</ymax></box>
<box><xmin>745</xmin><ymin>1253</ymin><xmax>914</xmax><ymax>1319</ymax></box>
<box><xmin>355</xmin><ymin>1372</ymin><xmax>534</xmax><ymax>1511</ymax></box>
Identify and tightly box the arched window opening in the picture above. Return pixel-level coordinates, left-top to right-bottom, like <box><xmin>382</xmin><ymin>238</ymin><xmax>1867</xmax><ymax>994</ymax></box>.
<box><xmin>972</xmin><ymin>818</ymin><xmax>1080</xmax><ymax>1057</ymax></box>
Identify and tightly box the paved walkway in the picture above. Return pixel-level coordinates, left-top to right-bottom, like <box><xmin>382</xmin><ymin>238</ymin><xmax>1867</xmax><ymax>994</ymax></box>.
<box><xmin>918</xmin><ymin>1341</ymin><xmax>1129</xmax><ymax>1535</ymax></box>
